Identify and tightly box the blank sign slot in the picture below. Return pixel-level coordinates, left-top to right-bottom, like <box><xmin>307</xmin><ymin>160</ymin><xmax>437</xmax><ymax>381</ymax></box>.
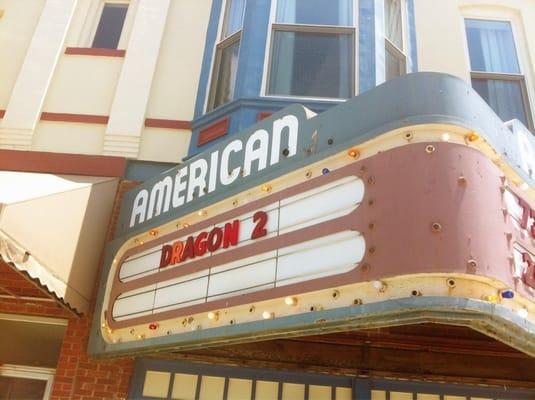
<box><xmin>113</xmin><ymin>289</ymin><xmax>156</xmax><ymax>319</ymax></box>
<box><xmin>120</xmin><ymin>251</ymin><xmax>162</xmax><ymax>281</ymax></box>
<box><xmin>211</xmin><ymin>251</ymin><xmax>277</xmax><ymax>274</ymax></box>
<box><xmin>276</xmin><ymin>231</ymin><xmax>364</xmax><ymax>286</ymax></box>
<box><xmin>154</xmin><ymin>276</ymin><xmax>209</xmax><ymax>310</ymax></box>
<box><xmin>207</xmin><ymin>259</ymin><xmax>277</xmax><ymax>297</ymax></box>
<box><xmin>279</xmin><ymin>178</ymin><xmax>363</xmax><ymax>232</ymax></box>
<box><xmin>207</xmin><ymin>283</ymin><xmax>275</xmax><ymax>302</ymax></box>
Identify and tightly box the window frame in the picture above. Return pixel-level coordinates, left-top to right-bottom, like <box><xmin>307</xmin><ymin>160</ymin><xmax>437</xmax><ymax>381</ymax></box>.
<box><xmin>461</xmin><ymin>13</ymin><xmax>534</xmax><ymax>131</ymax></box>
<box><xmin>384</xmin><ymin>0</ymin><xmax>408</xmax><ymax>81</ymax></box>
<box><xmin>261</xmin><ymin>0</ymin><xmax>359</xmax><ymax>102</ymax></box>
<box><xmin>0</xmin><ymin>314</ymin><xmax>67</xmax><ymax>400</ymax></box>
<box><xmin>205</xmin><ymin>0</ymin><xmax>247</xmax><ymax>112</ymax></box>
<box><xmin>129</xmin><ymin>358</ymin><xmax>535</xmax><ymax>400</ymax></box>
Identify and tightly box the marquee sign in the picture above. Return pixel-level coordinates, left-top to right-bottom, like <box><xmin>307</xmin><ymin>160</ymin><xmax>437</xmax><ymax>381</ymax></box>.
<box><xmin>90</xmin><ymin>73</ymin><xmax>535</xmax><ymax>357</ymax></box>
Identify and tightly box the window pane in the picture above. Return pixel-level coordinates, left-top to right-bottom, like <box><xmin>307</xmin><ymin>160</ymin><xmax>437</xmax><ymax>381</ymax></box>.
<box><xmin>385</xmin><ymin>0</ymin><xmax>403</xmax><ymax>49</ymax></box>
<box><xmin>269</xmin><ymin>30</ymin><xmax>353</xmax><ymax>98</ymax></box>
<box><xmin>465</xmin><ymin>19</ymin><xmax>520</xmax><ymax>73</ymax></box>
<box><xmin>0</xmin><ymin>319</ymin><xmax>66</xmax><ymax>368</ymax></box>
<box><xmin>92</xmin><ymin>3</ymin><xmax>128</xmax><ymax>49</ymax></box>
<box><xmin>276</xmin><ymin>0</ymin><xmax>353</xmax><ymax>26</ymax></box>
<box><xmin>472</xmin><ymin>78</ymin><xmax>528</xmax><ymax>126</ymax></box>
<box><xmin>386</xmin><ymin>45</ymin><xmax>405</xmax><ymax>80</ymax></box>
<box><xmin>142</xmin><ymin>371</ymin><xmax>171</xmax><ymax>398</ymax></box>
<box><xmin>222</xmin><ymin>0</ymin><xmax>245</xmax><ymax>39</ymax></box>
<box><xmin>212</xmin><ymin>40</ymin><xmax>240</xmax><ymax>109</ymax></box>
<box><xmin>0</xmin><ymin>377</ymin><xmax>47</xmax><ymax>400</ymax></box>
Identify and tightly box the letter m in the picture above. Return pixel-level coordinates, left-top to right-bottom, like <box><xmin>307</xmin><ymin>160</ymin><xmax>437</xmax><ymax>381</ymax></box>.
<box><xmin>147</xmin><ymin>176</ymin><xmax>173</xmax><ymax>220</ymax></box>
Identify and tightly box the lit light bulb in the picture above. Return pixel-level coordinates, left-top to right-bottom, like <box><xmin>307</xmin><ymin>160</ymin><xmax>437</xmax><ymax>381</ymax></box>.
<box><xmin>284</xmin><ymin>296</ymin><xmax>298</xmax><ymax>306</ymax></box>
<box><xmin>466</xmin><ymin>132</ymin><xmax>479</xmax><ymax>142</ymax></box>
<box><xmin>261</xmin><ymin>184</ymin><xmax>272</xmax><ymax>193</ymax></box>
<box><xmin>207</xmin><ymin>311</ymin><xmax>219</xmax><ymax>321</ymax></box>
<box><xmin>262</xmin><ymin>311</ymin><xmax>274</xmax><ymax>319</ymax></box>
<box><xmin>484</xmin><ymin>294</ymin><xmax>499</xmax><ymax>303</ymax></box>
<box><xmin>348</xmin><ymin>149</ymin><xmax>359</xmax><ymax>158</ymax></box>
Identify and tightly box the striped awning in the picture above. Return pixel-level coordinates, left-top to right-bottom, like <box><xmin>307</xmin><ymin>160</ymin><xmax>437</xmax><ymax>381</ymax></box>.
<box><xmin>0</xmin><ymin>171</ymin><xmax>118</xmax><ymax>314</ymax></box>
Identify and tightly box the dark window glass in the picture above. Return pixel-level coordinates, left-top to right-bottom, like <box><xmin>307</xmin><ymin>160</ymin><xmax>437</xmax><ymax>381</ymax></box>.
<box><xmin>212</xmin><ymin>40</ymin><xmax>240</xmax><ymax>109</ymax></box>
<box><xmin>472</xmin><ymin>78</ymin><xmax>528</xmax><ymax>126</ymax></box>
<box><xmin>0</xmin><ymin>377</ymin><xmax>47</xmax><ymax>400</ymax></box>
<box><xmin>465</xmin><ymin>19</ymin><xmax>520</xmax><ymax>74</ymax></box>
<box><xmin>269</xmin><ymin>31</ymin><xmax>352</xmax><ymax>98</ymax></box>
<box><xmin>276</xmin><ymin>0</ymin><xmax>352</xmax><ymax>26</ymax></box>
<box><xmin>92</xmin><ymin>3</ymin><xmax>128</xmax><ymax>49</ymax></box>
<box><xmin>0</xmin><ymin>319</ymin><xmax>66</xmax><ymax>368</ymax></box>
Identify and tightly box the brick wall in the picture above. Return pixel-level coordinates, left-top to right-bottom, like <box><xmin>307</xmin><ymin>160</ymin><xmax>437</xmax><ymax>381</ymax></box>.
<box><xmin>51</xmin><ymin>315</ymin><xmax>134</xmax><ymax>400</ymax></box>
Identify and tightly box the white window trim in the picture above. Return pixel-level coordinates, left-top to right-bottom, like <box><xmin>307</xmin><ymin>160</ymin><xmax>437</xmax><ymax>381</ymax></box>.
<box><xmin>260</xmin><ymin>0</ymin><xmax>360</xmax><ymax>102</ymax></box>
<box><xmin>204</xmin><ymin>0</ymin><xmax>247</xmax><ymax>113</ymax></box>
<box><xmin>0</xmin><ymin>313</ymin><xmax>68</xmax><ymax>326</ymax></box>
<box><xmin>460</xmin><ymin>9</ymin><xmax>534</xmax><ymax>131</ymax></box>
<box><xmin>0</xmin><ymin>364</ymin><xmax>56</xmax><ymax>400</ymax></box>
<box><xmin>78</xmin><ymin>0</ymin><xmax>138</xmax><ymax>50</ymax></box>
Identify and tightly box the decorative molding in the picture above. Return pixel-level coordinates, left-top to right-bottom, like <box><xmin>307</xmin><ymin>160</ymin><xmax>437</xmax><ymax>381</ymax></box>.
<box><xmin>0</xmin><ymin>128</ymin><xmax>33</xmax><ymax>149</ymax></box>
<box><xmin>198</xmin><ymin>117</ymin><xmax>229</xmax><ymax>146</ymax></box>
<box><xmin>3</xmin><ymin>110</ymin><xmax>191</xmax><ymax>130</ymax></box>
<box><xmin>103</xmin><ymin>134</ymin><xmax>141</xmax><ymax>159</ymax></box>
<box><xmin>144</xmin><ymin>118</ymin><xmax>191</xmax><ymax>130</ymax></box>
<box><xmin>0</xmin><ymin>149</ymin><xmax>127</xmax><ymax>177</ymax></box>
<box><xmin>65</xmin><ymin>47</ymin><xmax>126</xmax><ymax>57</ymax></box>
<box><xmin>40</xmin><ymin>112</ymin><xmax>109</xmax><ymax>124</ymax></box>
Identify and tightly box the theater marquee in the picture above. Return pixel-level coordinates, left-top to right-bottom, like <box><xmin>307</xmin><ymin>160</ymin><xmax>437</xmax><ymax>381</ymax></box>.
<box><xmin>90</xmin><ymin>73</ymin><xmax>535</xmax><ymax>357</ymax></box>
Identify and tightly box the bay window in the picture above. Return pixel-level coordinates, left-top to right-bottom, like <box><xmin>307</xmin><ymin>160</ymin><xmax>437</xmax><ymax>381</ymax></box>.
<box><xmin>384</xmin><ymin>0</ymin><xmax>406</xmax><ymax>80</ymax></box>
<box><xmin>465</xmin><ymin>19</ymin><xmax>533</xmax><ymax>129</ymax></box>
<box><xmin>208</xmin><ymin>0</ymin><xmax>246</xmax><ymax>111</ymax></box>
<box><xmin>266</xmin><ymin>0</ymin><xmax>355</xmax><ymax>99</ymax></box>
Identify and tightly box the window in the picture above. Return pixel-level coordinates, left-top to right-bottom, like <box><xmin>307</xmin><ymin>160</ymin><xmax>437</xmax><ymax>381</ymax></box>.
<box><xmin>384</xmin><ymin>0</ymin><xmax>406</xmax><ymax>80</ymax></box>
<box><xmin>129</xmin><ymin>359</ymin><xmax>535</xmax><ymax>400</ymax></box>
<box><xmin>92</xmin><ymin>2</ymin><xmax>129</xmax><ymax>49</ymax></box>
<box><xmin>465</xmin><ymin>19</ymin><xmax>532</xmax><ymax>129</ymax></box>
<box><xmin>208</xmin><ymin>0</ymin><xmax>246</xmax><ymax>111</ymax></box>
<box><xmin>266</xmin><ymin>0</ymin><xmax>355</xmax><ymax>99</ymax></box>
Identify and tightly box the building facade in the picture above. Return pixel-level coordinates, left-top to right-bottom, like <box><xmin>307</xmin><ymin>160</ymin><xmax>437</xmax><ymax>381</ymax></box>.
<box><xmin>0</xmin><ymin>1</ymin><xmax>535</xmax><ymax>400</ymax></box>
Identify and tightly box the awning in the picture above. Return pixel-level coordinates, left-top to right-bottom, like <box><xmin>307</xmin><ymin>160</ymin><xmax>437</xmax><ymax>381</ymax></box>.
<box><xmin>0</xmin><ymin>171</ymin><xmax>118</xmax><ymax>314</ymax></box>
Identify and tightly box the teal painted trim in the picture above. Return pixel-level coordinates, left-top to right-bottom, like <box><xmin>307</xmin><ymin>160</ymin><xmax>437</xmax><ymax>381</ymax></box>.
<box><xmin>89</xmin><ymin>295</ymin><xmax>535</xmax><ymax>358</ymax></box>
<box><xmin>125</xmin><ymin>160</ymin><xmax>179</xmax><ymax>182</ymax></box>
